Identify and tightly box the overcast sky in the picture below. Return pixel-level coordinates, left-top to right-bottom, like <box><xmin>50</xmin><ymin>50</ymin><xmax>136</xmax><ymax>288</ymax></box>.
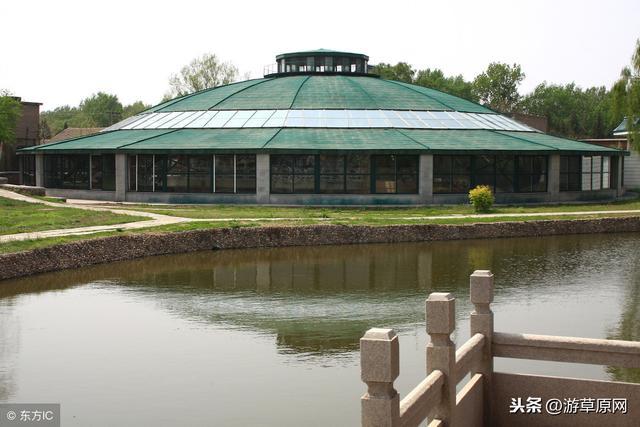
<box><xmin>2</xmin><ymin>0</ymin><xmax>639</xmax><ymax>111</ymax></box>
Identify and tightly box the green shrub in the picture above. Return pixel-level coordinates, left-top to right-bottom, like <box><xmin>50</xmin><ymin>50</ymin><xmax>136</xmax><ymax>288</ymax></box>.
<box><xmin>468</xmin><ymin>185</ymin><xmax>494</xmax><ymax>213</ymax></box>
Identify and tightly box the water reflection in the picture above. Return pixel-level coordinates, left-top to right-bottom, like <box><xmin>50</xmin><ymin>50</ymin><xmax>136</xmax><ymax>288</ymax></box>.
<box><xmin>2</xmin><ymin>234</ymin><xmax>639</xmax><ymax>359</ymax></box>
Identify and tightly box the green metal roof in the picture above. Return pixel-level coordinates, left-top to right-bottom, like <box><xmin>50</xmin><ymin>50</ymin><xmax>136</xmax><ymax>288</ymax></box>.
<box><xmin>121</xmin><ymin>128</ymin><xmax>279</xmax><ymax>152</ymax></box>
<box><xmin>264</xmin><ymin>128</ymin><xmax>423</xmax><ymax>151</ymax></box>
<box><xmin>21</xmin><ymin>128</ymin><xmax>623</xmax><ymax>155</ymax></box>
<box><xmin>143</xmin><ymin>75</ymin><xmax>493</xmax><ymax>113</ymax></box>
<box><xmin>276</xmin><ymin>49</ymin><xmax>369</xmax><ymax>60</ymax></box>
<box><xmin>24</xmin><ymin>129</ymin><xmax>175</xmax><ymax>152</ymax></box>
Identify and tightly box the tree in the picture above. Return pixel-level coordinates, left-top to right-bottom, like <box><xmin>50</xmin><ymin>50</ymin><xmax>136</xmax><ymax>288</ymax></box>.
<box><xmin>372</xmin><ymin>62</ymin><xmax>415</xmax><ymax>83</ymax></box>
<box><xmin>472</xmin><ymin>62</ymin><xmax>525</xmax><ymax>113</ymax></box>
<box><xmin>166</xmin><ymin>53</ymin><xmax>239</xmax><ymax>98</ymax></box>
<box><xmin>79</xmin><ymin>92</ymin><xmax>123</xmax><ymax>127</ymax></box>
<box><xmin>40</xmin><ymin>117</ymin><xmax>52</xmax><ymax>141</ymax></box>
<box><xmin>0</xmin><ymin>90</ymin><xmax>22</xmax><ymax>167</ymax></box>
<box><xmin>519</xmin><ymin>83</ymin><xmax>614</xmax><ymax>139</ymax></box>
<box><xmin>0</xmin><ymin>91</ymin><xmax>22</xmax><ymax>144</ymax></box>
<box><xmin>610</xmin><ymin>39</ymin><xmax>640</xmax><ymax>148</ymax></box>
<box><xmin>414</xmin><ymin>68</ymin><xmax>478</xmax><ymax>102</ymax></box>
<box><xmin>123</xmin><ymin>101</ymin><xmax>150</xmax><ymax>118</ymax></box>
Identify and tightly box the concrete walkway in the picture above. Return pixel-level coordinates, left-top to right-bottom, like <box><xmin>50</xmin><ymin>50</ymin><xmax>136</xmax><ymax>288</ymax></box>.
<box><xmin>2</xmin><ymin>188</ymin><xmax>640</xmax><ymax>243</ymax></box>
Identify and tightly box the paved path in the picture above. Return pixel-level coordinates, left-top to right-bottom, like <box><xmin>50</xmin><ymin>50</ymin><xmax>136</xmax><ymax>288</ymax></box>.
<box><xmin>2</xmin><ymin>188</ymin><xmax>640</xmax><ymax>243</ymax></box>
<box><xmin>0</xmin><ymin>189</ymin><xmax>193</xmax><ymax>243</ymax></box>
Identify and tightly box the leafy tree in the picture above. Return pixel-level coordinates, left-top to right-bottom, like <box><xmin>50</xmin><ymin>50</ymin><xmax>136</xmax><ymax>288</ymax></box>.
<box><xmin>472</xmin><ymin>62</ymin><xmax>525</xmax><ymax>113</ymax></box>
<box><xmin>372</xmin><ymin>62</ymin><xmax>415</xmax><ymax>83</ymax></box>
<box><xmin>519</xmin><ymin>83</ymin><xmax>614</xmax><ymax>139</ymax></box>
<box><xmin>40</xmin><ymin>117</ymin><xmax>52</xmax><ymax>140</ymax></box>
<box><xmin>166</xmin><ymin>53</ymin><xmax>239</xmax><ymax>98</ymax></box>
<box><xmin>0</xmin><ymin>91</ymin><xmax>22</xmax><ymax>144</ymax></box>
<box><xmin>414</xmin><ymin>68</ymin><xmax>478</xmax><ymax>102</ymax></box>
<box><xmin>123</xmin><ymin>101</ymin><xmax>150</xmax><ymax>118</ymax></box>
<box><xmin>41</xmin><ymin>95</ymin><xmax>150</xmax><ymax>135</ymax></box>
<box><xmin>610</xmin><ymin>39</ymin><xmax>640</xmax><ymax>148</ymax></box>
<box><xmin>79</xmin><ymin>92</ymin><xmax>123</xmax><ymax>127</ymax></box>
<box><xmin>0</xmin><ymin>90</ymin><xmax>22</xmax><ymax>167</ymax></box>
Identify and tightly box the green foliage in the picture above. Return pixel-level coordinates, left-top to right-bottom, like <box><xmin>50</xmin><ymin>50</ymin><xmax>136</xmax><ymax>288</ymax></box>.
<box><xmin>468</xmin><ymin>185</ymin><xmax>494</xmax><ymax>213</ymax></box>
<box><xmin>0</xmin><ymin>91</ymin><xmax>22</xmax><ymax>144</ymax></box>
<box><xmin>40</xmin><ymin>94</ymin><xmax>150</xmax><ymax>136</ymax></box>
<box><xmin>472</xmin><ymin>62</ymin><xmax>525</xmax><ymax>113</ymax></box>
<box><xmin>519</xmin><ymin>83</ymin><xmax>615</xmax><ymax>139</ymax></box>
<box><xmin>372</xmin><ymin>62</ymin><xmax>416</xmax><ymax>83</ymax></box>
<box><xmin>414</xmin><ymin>68</ymin><xmax>478</xmax><ymax>102</ymax></box>
<box><xmin>166</xmin><ymin>53</ymin><xmax>239</xmax><ymax>98</ymax></box>
<box><xmin>80</xmin><ymin>92</ymin><xmax>123</xmax><ymax>127</ymax></box>
<box><xmin>610</xmin><ymin>39</ymin><xmax>640</xmax><ymax>149</ymax></box>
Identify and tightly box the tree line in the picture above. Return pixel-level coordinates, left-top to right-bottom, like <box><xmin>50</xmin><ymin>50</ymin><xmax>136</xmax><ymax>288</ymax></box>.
<box><xmin>373</xmin><ymin>39</ymin><xmax>639</xmax><ymax>142</ymax></box>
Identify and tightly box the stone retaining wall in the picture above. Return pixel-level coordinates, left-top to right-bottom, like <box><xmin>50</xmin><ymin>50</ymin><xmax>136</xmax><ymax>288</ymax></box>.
<box><xmin>1</xmin><ymin>184</ymin><xmax>46</xmax><ymax>196</ymax></box>
<box><xmin>2</xmin><ymin>216</ymin><xmax>640</xmax><ymax>281</ymax></box>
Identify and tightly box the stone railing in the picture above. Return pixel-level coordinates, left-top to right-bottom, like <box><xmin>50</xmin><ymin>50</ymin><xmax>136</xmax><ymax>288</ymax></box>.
<box><xmin>360</xmin><ymin>270</ymin><xmax>640</xmax><ymax>427</ymax></box>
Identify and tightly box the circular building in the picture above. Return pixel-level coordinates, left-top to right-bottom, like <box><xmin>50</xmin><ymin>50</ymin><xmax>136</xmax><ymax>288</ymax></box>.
<box><xmin>19</xmin><ymin>50</ymin><xmax>626</xmax><ymax>205</ymax></box>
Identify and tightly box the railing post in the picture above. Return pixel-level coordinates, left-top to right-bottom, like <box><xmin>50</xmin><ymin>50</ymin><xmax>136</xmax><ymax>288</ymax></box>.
<box><xmin>470</xmin><ymin>270</ymin><xmax>494</xmax><ymax>426</ymax></box>
<box><xmin>361</xmin><ymin>328</ymin><xmax>400</xmax><ymax>427</ymax></box>
<box><xmin>426</xmin><ymin>292</ymin><xmax>456</xmax><ymax>426</ymax></box>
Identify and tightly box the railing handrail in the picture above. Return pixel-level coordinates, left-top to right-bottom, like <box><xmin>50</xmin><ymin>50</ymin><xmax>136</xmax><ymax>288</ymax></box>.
<box><xmin>493</xmin><ymin>331</ymin><xmax>640</xmax><ymax>369</ymax></box>
<box><xmin>454</xmin><ymin>333</ymin><xmax>485</xmax><ymax>384</ymax></box>
<box><xmin>399</xmin><ymin>370</ymin><xmax>444</xmax><ymax>427</ymax></box>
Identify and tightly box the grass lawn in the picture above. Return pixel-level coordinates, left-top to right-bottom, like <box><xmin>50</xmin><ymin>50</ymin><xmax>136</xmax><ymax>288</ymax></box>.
<box><xmin>1</xmin><ymin>211</ymin><xmax>639</xmax><ymax>255</ymax></box>
<box><xmin>104</xmin><ymin>196</ymin><xmax>640</xmax><ymax>220</ymax></box>
<box><xmin>0</xmin><ymin>197</ymin><xmax>145</xmax><ymax>236</ymax></box>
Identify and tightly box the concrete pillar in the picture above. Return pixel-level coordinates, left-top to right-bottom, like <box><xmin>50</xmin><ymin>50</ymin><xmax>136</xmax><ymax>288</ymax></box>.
<box><xmin>419</xmin><ymin>154</ymin><xmax>433</xmax><ymax>204</ymax></box>
<box><xmin>35</xmin><ymin>153</ymin><xmax>44</xmax><ymax>188</ymax></box>
<box><xmin>256</xmin><ymin>153</ymin><xmax>270</xmax><ymax>204</ymax></box>
<box><xmin>548</xmin><ymin>154</ymin><xmax>560</xmax><ymax>197</ymax></box>
<box><xmin>426</xmin><ymin>292</ymin><xmax>456</xmax><ymax>425</ymax></box>
<box><xmin>470</xmin><ymin>270</ymin><xmax>494</xmax><ymax>426</ymax></box>
<box><xmin>115</xmin><ymin>153</ymin><xmax>127</xmax><ymax>202</ymax></box>
<box><xmin>360</xmin><ymin>328</ymin><xmax>400</xmax><ymax>427</ymax></box>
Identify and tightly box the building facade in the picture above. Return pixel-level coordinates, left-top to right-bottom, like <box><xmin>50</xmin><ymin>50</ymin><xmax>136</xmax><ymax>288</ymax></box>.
<box><xmin>1</xmin><ymin>98</ymin><xmax>41</xmax><ymax>184</ymax></box>
<box><xmin>19</xmin><ymin>50</ymin><xmax>627</xmax><ymax>204</ymax></box>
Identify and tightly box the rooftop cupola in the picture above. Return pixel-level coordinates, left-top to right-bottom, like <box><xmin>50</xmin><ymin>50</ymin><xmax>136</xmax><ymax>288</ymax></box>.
<box><xmin>264</xmin><ymin>49</ymin><xmax>370</xmax><ymax>77</ymax></box>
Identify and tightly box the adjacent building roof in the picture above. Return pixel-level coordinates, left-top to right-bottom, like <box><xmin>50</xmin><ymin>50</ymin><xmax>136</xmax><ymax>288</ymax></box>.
<box><xmin>47</xmin><ymin>127</ymin><xmax>103</xmax><ymax>143</ymax></box>
<box><xmin>613</xmin><ymin>117</ymin><xmax>639</xmax><ymax>136</ymax></box>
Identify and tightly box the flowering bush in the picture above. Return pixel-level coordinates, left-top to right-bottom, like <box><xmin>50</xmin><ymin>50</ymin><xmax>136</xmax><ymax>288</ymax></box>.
<box><xmin>468</xmin><ymin>185</ymin><xmax>494</xmax><ymax>213</ymax></box>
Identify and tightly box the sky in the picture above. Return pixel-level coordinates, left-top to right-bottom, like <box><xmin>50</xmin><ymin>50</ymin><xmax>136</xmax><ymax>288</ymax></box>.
<box><xmin>2</xmin><ymin>0</ymin><xmax>639</xmax><ymax>111</ymax></box>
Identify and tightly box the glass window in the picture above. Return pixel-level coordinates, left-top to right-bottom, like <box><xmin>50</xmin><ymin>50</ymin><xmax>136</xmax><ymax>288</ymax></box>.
<box><xmin>138</xmin><ymin>155</ymin><xmax>156</xmax><ymax>192</ymax></box>
<box><xmin>319</xmin><ymin>155</ymin><xmax>345</xmax><ymax>193</ymax></box>
<box><xmin>189</xmin><ymin>155</ymin><xmax>212</xmax><ymax>193</ymax></box>
<box><xmin>560</xmin><ymin>155</ymin><xmax>581</xmax><ymax>192</ymax></box>
<box><xmin>346</xmin><ymin>154</ymin><xmax>370</xmax><ymax>194</ymax></box>
<box><xmin>373</xmin><ymin>155</ymin><xmax>418</xmax><ymax>194</ymax></box>
<box><xmin>517</xmin><ymin>156</ymin><xmax>546</xmax><ymax>193</ymax></box>
<box><xmin>433</xmin><ymin>155</ymin><xmax>471</xmax><ymax>194</ymax></box>
<box><xmin>20</xmin><ymin>155</ymin><xmax>36</xmax><ymax>186</ymax></box>
<box><xmin>43</xmin><ymin>155</ymin><xmax>89</xmax><ymax>189</ymax></box>
<box><xmin>473</xmin><ymin>155</ymin><xmax>495</xmax><ymax>189</ymax></box>
<box><xmin>236</xmin><ymin>155</ymin><xmax>256</xmax><ymax>193</ymax></box>
<box><xmin>215</xmin><ymin>155</ymin><xmax>235</xmax><ymax>193</ymax></box>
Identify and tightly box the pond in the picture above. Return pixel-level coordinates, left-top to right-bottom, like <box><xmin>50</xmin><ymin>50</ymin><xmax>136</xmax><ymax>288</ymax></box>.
<box><xmin>0</xmin><ymin>233</ymin><xmax>639</xmax><ymax>426</ymax></box>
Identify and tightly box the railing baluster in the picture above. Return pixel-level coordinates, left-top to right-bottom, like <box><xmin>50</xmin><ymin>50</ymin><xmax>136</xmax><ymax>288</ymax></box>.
<box><xmin>470</xmin><ymin>270</ymin><xmax>494</xmax><ymax>425</ymax></box>
<box><xmin>361</xmin><ymin>328</ymin><xmax>400</xmax><ymax>427</ymax></box>
<box><xmin>426</xmin><ymin>292</ymin><xmax>456</xmax><ymax>425</ymax></box>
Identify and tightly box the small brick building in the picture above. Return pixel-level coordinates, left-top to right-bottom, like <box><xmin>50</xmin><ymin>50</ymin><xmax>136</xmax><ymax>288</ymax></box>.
<box><xmin>0</xmin><ymin>98</ymin><xmax>41</xmax><ymax>184</ymax></box>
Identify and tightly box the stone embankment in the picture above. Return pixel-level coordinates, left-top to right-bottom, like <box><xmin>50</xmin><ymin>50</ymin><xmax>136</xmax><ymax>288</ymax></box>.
<box><xmin>2</xmin><ymin>216</ymin><xmax>640</xmax><ymax>281</ymax></box>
